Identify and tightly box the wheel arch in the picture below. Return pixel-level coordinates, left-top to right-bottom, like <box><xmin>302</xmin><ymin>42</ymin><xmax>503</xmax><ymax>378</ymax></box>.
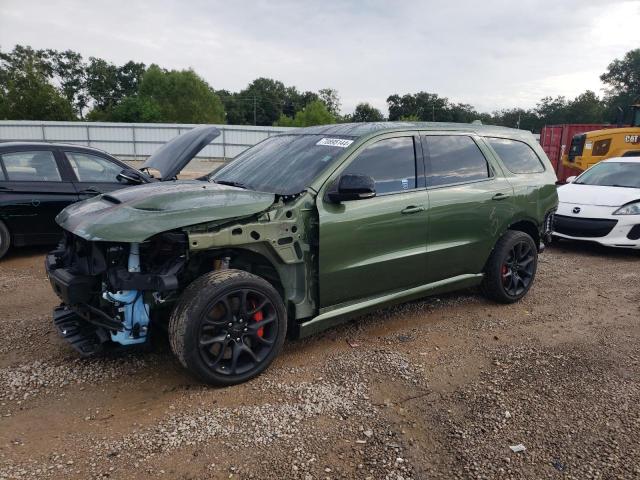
<box><xmin>184</xmin><ymin>246</ymin><xmax>310</xmax><ymax>333</ymax></box>
<box><xmin>507</xmin><ymin>219</ymin><xmax>540</xmax><ymax>247</ymax></box>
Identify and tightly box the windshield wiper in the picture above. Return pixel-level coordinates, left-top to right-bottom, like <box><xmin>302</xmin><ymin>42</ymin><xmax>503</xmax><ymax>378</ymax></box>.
<box><xmin>214</xmin><ymin>179</ymin><xmax>248</xmax><ymax>189</ymax></box>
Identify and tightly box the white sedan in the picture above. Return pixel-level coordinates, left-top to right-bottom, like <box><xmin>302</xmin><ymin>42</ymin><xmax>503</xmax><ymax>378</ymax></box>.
<box><xmin>554</xmin><ymin>157</ymin><xmax>640</xmax><ymax>249</ymax></box>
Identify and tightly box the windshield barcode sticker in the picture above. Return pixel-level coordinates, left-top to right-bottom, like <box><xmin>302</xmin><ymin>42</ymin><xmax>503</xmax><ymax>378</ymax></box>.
<box><xmin>316</xmin><ymin>138</ymin><xmax>354</xmax><ymax>148</ymax></box>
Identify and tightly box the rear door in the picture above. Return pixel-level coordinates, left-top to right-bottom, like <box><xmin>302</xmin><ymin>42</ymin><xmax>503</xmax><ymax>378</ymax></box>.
<box><xmin>63</xmin><ymin>150</ymin><xmax>129</xmax><ymax>199</ymax></box>
<box><xmin>0</xmin><ymin>148</ymin><xmax>78</xmax><ymax>246</ymax></box>
<box><xmin>317</xmin><ymin>132</ymin><xmax>430</xmax><ymax>307</ymax></box>
<box><xmin>422</xmin><ymin>133</ymin><xmax>514</xmax><ymax>283</ymax></box>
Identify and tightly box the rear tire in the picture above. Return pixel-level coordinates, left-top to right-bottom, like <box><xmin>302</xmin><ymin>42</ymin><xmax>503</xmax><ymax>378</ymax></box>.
<box><xmin>482</xmin><ymin>230</ymin><xmax>538</xmax><ymax>304</ymax></box>
<box><xmin>169</xmin><ymin>269</ymin><xmax>287</xmax><ymax>386</ymax></box>
<box><xmin>0</xmin><ymin>220</ymin><xmax>10</xmax><ymax>259</ymax></box>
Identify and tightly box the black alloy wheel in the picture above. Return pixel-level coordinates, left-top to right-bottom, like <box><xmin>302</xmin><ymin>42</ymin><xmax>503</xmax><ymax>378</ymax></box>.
<box><xmin>500</xmin><ymin>241</ymin><xmax>536</xmax><ymax>296</ymax></box>
<box><xmin>198</xmin><ymin>288</ymin><xmax>277</xmax><ymax>376</ymax></box>
<box><xmin>169</xmin><ymin>270</ymin><xmax>287</xmax><ymax>386</ymax></box>
<box><xmin>482</xmin><ymin>230</ymin><xmax>538</xmax><ymax>304</ymax></box>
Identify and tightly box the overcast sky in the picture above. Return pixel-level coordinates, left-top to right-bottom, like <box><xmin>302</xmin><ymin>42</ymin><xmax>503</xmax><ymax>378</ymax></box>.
<box><xmin>1</xmin><ymin>0</ymin><xmax>638</xmax><ymax>115</ymax></box>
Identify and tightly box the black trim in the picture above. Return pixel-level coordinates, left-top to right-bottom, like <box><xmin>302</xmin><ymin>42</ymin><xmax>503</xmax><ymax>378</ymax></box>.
<box><xmin>553</xmin><ymin>214</ymin><xmax>617</xmax><ymax>238</ymax></box>
<box><xmin>627</xmin><ymin>224</ymin><xmax>640</xmax><ymax>240</ymax></box>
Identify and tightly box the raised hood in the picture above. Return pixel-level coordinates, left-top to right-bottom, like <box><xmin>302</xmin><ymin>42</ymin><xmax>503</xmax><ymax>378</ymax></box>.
<box><xmin>56</xmin><ymin>181</ymin><xmax>275</xmax><ymax>242</ymax></box>
<box><xmin>558</xmin><ymin>183</ymin><xmax>640</xmax><ymax>207</ymax></box>
<box><xmin>142</xmin><ymin>125</ymin><xmax>220</xmax><ymax>180</ymax></box>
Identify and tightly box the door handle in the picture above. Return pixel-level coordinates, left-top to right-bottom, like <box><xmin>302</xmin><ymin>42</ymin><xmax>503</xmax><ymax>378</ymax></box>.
<box><xmin>401</xmin><ymin>205</ymin><xmax>425</xmax><ymax>214</ymax></box>
<box><xmin>0</xmin><ymin>186</ymin><xmax>13</xmax><ymax>192</ymax></box>
<box><xmin>79</xmin><ymin>188</ymin><xmax>101</xmax><ymax>195</ymax></box>
<box><xmin>492</xmin><ymin>193</ymin><xmax>510</xmax><ymax>201</ymax></box>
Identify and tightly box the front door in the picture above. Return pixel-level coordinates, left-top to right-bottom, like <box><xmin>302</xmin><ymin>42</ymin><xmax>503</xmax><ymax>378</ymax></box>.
<box><xmin>63</xmin><ymin>150</ymin><xmax>129</xmax><ymax>199</ymax></box>
<box><xmin>318</xmin><ymin>134</ymin><xmax>429</xmax><ymax>308</ymax></box>
<box><xmin>421</xmin><ymin>134</ymin><xmax>514</xmax><ymax>283</ymax></box>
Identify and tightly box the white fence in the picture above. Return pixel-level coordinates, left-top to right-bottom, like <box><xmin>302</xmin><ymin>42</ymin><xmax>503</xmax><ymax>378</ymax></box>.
<box><xmin>0</xmin><ymin>121</ymin><xmax>295</xmax><ymax>161</ymax></box>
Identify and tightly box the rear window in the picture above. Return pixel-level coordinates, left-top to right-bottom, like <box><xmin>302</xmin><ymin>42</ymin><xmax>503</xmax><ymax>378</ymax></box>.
<box><xmin>487</xmin><ymin>137</ymin><xmax>544</xmax><ymax>174</ymax></box>
<box><xmin>0</xmin><ymin>151</ymin><xmax>62</xmax><ymax>182</ymax></box>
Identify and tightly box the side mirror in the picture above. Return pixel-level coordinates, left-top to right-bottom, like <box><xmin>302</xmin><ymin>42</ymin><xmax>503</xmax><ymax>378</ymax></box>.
<box><xmin>565</xmin><ymin>176</ymin><xmax>577</xmax><ymax>183</ymax></box>
<box><xmin>117</xmin><ymin>169</ymin><xmax>149</xmax><ymax>185</ymax></box>
<box><xmin>328</xmin><ymin>174</ymin><xmax>376</xmax><ymax>203</ymax></box>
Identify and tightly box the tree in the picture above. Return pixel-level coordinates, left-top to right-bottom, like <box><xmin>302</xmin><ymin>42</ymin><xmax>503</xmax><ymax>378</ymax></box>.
<box><xmin>109</xmin><ymin>96</ymin><xmax>162</xmax><ymax>122</ymax></box>
<box><xmin>1</xmin><ymin>63</ymin><xmax>75</xmax><ymax>120</ymax></box>
<box><xmin>600</xmin><ymin>49</ymin><xmax>640</xmax><ymax>97</ymax></box>
<box><xmin>0</xmin><ymin>46</ymin><xmax>74</xmax><ymax>120</ymax></box>
<box><xmin>600</xmin><ymin>49</ymin><xmax>640</xmax><ymax>123</ymax></box>
<box><xmin>137</xmin><ymin>65</ymin><xmax>225</xmax><ymax>123</ymax></box>
<box><xmin>274</xmin><ymin>100</ymin><xmax>335</xmax><ymax>127</ymax></box>
<box><xmin>237</xmin><ymin>77</ymin><xmax>288</xmax><ymax>126</ymax></box>
<box><xmin>565</xmin><ymin>91</ymin><xmax>606</xmax><ymax>124</ymax></box>
<box><xmin>349</xmin><ymin>102</ymin><xmax>384</xmax><ymax>122</ymax></box>
<box><xmin>48</xmin><ymin>49</ymin><xmax>88</xmax><ymax>118</ymax></box>
<box><xmin>318</xmin><ymin>88</ymin><xmax>341</xmax><ymax>117</ymax></box>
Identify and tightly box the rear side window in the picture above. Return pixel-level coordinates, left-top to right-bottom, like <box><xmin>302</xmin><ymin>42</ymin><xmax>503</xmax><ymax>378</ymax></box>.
<box><xmin>1</xmin><ymin>151</ymin><xmax>61</xmax><ymax>182</ymax></box>
<box><xmin>425</xmin><ymin>136</ymin><xmax>490</xmax><ymax>187</ymax></box>
<box><xmin>343</xmin><ymin>137</ymin><xmax>417</xmax><ymax>194</ymax></box>
<box><xmin>66</xmin><ymin>152</ymin><xmax>123</xmax><ymax>182</ymax></box>
<box><xmin>487</xmin><ymin>137</ymin><xmax>544</xmax><ymax>174</ymax></box>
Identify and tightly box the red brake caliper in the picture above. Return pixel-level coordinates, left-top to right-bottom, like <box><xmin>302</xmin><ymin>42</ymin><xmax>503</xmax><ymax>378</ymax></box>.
<box><xmin>251</xmin><ymin>301</ymin><xmax>264</xmax><ymax>337</ymax></box>
<box><xmin>501</xmin><ymin>264</ymin><xmax>509</xmax><ymax>283</ymax></box>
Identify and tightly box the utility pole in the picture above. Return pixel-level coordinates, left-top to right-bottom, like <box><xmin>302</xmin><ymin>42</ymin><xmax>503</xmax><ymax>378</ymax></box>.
<box><xmin>253</xmin><ymin>95</ymin><xmax>257</xmax><ymax>126</ymax></box>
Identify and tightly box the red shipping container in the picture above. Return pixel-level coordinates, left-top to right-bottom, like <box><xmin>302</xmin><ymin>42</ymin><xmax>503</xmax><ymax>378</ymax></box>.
<box><xmin>539</xmin><ymin>124</ymin><xmax>617</xmax><ymax>181</ymax></box>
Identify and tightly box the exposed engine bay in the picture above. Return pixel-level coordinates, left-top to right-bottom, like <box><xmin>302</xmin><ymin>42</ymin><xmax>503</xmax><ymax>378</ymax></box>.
<box><xmin>46</xmin><ymin>231</ymin><xmax>188</xmax><ymax>355</ymax></box>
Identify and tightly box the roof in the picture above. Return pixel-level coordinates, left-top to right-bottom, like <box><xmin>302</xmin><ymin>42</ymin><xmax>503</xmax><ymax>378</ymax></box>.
<box><xmin>284</xmin><ymin>121</ymin><xmax>529</xmax><ymax>138</ymax></box>
<box><xmin>0</xmin><ymin>141</ymin><xmax>112</xmax><ymax>155</ymax></box>
<box><xmin>602</xmin><ymin>156</ymin><xmax>640</xmax><ymax>163</ymax></box>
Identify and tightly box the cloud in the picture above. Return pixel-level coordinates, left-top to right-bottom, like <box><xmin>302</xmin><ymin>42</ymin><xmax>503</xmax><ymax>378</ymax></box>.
<box><xmin>1</xmin><ymin>0</ymin><xmax>637</xmax><ymax>115</ymax></box>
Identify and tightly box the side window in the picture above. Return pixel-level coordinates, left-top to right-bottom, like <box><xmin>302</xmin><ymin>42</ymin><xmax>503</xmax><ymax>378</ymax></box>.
<box><xmin>0</xmin><ymin>162</ymin><xmax>5</xmax><ymax>181</ymax></box>
<box><xmin>66</xmin><ymin>152</ymin><xmax>124</xmax><ymax>182</ymax></box>
<box><xmin>342</xmin><ymin>137</ymin><xmax>417</xmax><ymax>195</ymax></box>
<box><xmin>425</xmin><ymin>136</ymin><xmax>490</xmax><ymax>187</ymax></box>
<box><xmin>487</xmin><ymin>137</ymin><xmax>545</xmax><ymax>174</ymax></box>
<box><xmin>1</xmin><ymin>151</ymin><xmax>61</xmax><ymax>182</ymax></box>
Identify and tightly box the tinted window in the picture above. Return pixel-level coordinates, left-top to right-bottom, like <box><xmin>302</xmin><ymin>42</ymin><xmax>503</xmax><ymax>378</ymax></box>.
<box><xmin>487</xmin><ymin>137</ymin><xmax>544</xmax><ymax>174</ymax></box>
<box><xmin>425</xmin><ymin>136</ymin><xmax>489</xmax><ymax>187</ymax></box>
<box><xmin>67</xmin><ymin>152</ymin><xmax>123</xmax><ymax>182</ymax></box>
<box><xmin>1</xmin><ymin>151</ymin><xmax>61</xmax><ymax>182</ymax></box>
<box><xmin>211</xmin><ymin>134</ymin><xmax>355</xmax><ymax>195</ymax></box>
<box><xmin>342</xmin><ymin>137</ymin><xmax>416</xmax><ymax>194</ymax></box>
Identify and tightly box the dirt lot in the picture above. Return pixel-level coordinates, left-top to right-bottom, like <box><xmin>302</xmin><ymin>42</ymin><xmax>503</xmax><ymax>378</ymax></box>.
<box><xmin>1</xmin><ymin>241</ymin><xmax>639</xmax><ymax>480</ymax></box>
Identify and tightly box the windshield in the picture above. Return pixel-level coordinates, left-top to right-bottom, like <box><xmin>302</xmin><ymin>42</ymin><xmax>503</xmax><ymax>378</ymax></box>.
<box><xmin>575</xmin><ymin>161</ymin><xmax>640</xmax><ymax>188</ymax></box>
<box><xmin>210</xmin><ymin>134</ymin><xmax>355</xmax><ymax>195</ymax></box>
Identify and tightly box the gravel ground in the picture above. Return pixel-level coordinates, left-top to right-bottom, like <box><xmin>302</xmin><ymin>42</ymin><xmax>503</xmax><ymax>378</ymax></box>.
<box><xmin>0</xmin><ymin>240</ymin><xmax>639</xmax><ymax>479</ymax></box>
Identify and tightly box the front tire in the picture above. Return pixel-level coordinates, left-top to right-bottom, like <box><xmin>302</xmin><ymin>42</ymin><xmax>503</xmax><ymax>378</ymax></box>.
<box><xmin>0</xmin><ymin>220</ymin><xmax>10</xmax><ymax>259</ymax></box>
<box><xmin>169</xmin><ymin>269</ymin><xmax>287</xmax><ymax>386</ymax></box>
<box><xmin>482</xmin><ymin>230</ymin><xmax>538</xmax><ymax>304</ymax></box>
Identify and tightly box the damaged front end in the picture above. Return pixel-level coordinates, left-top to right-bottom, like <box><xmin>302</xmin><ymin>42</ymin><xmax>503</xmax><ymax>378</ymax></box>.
<box><xmin>46</xmin><ymin>231</ymin><xmax>188</xmax><ymax>355</ymax></box>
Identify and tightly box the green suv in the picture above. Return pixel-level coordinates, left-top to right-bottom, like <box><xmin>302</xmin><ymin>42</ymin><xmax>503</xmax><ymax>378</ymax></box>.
<box><xmin>46</xmin><ymin>122</ymin><xmax>558</xmax><ymax>385</ymax></box>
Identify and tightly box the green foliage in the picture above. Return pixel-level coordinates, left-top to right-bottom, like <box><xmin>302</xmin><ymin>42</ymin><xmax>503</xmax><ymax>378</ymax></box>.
<box><xmin>274</xmin><ymin>100</ymin><xmax>335</xmax><ymax>127</ymax></box>
<box><xmin>137</xmin><ymin>65</ymin><xmax>224</xmax><ymax>123</ymax></box>
<box><xmin>1</xmin><ymin>44</ymin><xmax>638</xmax><ymax>130</ymax></box>
<box><xmin>108</xmin><ymin>96</ymin><xmax>162</xmax><ymax>123</ymax></box>
<box><xmin>348</xmin><ymin>103</ymin><xmax>384</xmax><ymax>122</ymax></box>
<box><xmin>600</xmin><ymin>49</ymin><xmax>640</xmax><ymax>97</ymax></box>
<box><xmin>0</xmin><ymin>46</ymin><xmax>75</xmax><ymax>120</ymax></box>
<box><xmin>318</xmin><ymin>88</ymin><xmax>341</xmax><ymax>117</ymax></box>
